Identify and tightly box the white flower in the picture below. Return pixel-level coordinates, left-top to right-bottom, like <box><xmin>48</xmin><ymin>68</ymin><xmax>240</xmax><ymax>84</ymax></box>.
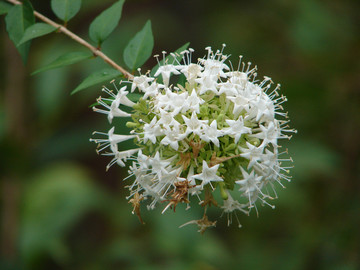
<box><xmin>91</xmin><ymin>45</ymin><xmax>295</xmax><ymax>231</ymax></box>
<box><xmin>160</xmin><ymin>125</ymin><xmax>186</xmax><ymax>150</ymax></box>
<box><xmin>143</xmin><ymin>117</ymin><xmax>162</xmax><ymax>144</ymax></box>
<box><xmin>193</xmin><ymin>160</ymin><xmax>223</xmax><ymax>188</ymax></box>
<box><xmin>90</xmin><ymin>127</ymin><xmax>136</xmax><ymax>153</ymax></box>
<box><xmin>239</xmin><ymin>142</ymin><xmax>265</xmax><ymax>169</ymax></box>
<box><xmin>182</xmin><ymin>112</ymin><xmax>208</xmax><ymax>137</ymax></box>
<box><xmin>200</xmin><ymin>120</ymin><xmax>222</xmax><ymax>147</ymax></box>
<box><xmin>154</xmin><ymin>64</ymin><xmax>180</xmax><ymax>87</ymax></box>
<box><xmin>236</xmin><ymin>167</ymin><xmax>264</xmax><ymax>207</ymax></box>
<box><xmin>195</xmin><ymin>74</ymin><xmax>219</xmax><ymax>95</ymax></box>
<box><xmin>115</xmin><ymin>86</ymin><xmax>135</xmax><ymax>107</ymax></box>
<box><xmin>185</xmin><ymin>89</ymin><xmax>204</xmax><ymax>113</ymax></box>
<box><xmin>131</xmin><ymin>74</ymin><xmax>154</xmax><ymax>92</ymax></box>
<box><xmin>93</xmin><ymin>96</ymin><xmax>131</xmax><ymax>124</ymax></box>
<box><xmin>221</xmin><ymin>190</ymin><xmax>248</xmax><ymax>227</ymax></box>
<box><xmin>181</xmin><ymin>63</ymin><xmax>203</xmax><ymax>84</ymax></box>
<box><xmin>105</xmin><ymin>148</ymin><xmax>140</xmax><ymax>170</ymax></box>
<box><xmin>149</xmin><ymin>151</ymin><xmax>174</xmax><ymax>177</ymax></box>
<box><xmin>224</xmin><ymin>116</ymin><xmax>251</xmax><ymax>143</ymax></box>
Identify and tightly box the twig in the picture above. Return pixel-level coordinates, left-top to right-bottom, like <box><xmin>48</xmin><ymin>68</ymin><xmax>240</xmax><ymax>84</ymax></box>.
<box><xmin>6</xmin><ymin>0</ymin><xmax>133</xmax><ymax>80</ymax></box>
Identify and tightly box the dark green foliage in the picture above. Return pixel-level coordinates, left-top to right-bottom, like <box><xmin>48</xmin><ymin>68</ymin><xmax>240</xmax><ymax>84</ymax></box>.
<box><xmin>5</xmin><ymin>0</ymin><xmax>35</xmax><ymax>63</ymax></box>
<box><xmin>0</xmin><ymin>1</ymin><xmax>12</xmax><ymax>15</ymax></box>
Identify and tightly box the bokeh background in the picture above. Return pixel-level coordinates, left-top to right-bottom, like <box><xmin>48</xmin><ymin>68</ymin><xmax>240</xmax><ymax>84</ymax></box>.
<box><xmin>1</xmin><ymin>0</ymin><xmax>359</xmax><ymax>269</ymax></box>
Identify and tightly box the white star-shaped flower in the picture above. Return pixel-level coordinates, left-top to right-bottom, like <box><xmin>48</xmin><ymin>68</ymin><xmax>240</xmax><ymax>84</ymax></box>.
<box><xmin>143</xmin><ymin>82</ymin><xmax>163</xmax><ymax>99</ymax></box>
<box><xmin>131</xmin><ymin>75</ymin><xmax>154</xmax><ymax>92</ymax></box>
<box><xmin>182</xmin><ymin>112</ymin><xmax>208</xmax><ymax>137</ymax></box>
<box><xmin>200</xmin><ymin>120</ymin><xmax>222</xmax><ymax>147</ymax></box>
<box><xmin>195</xmin><ymin>74</ymin><xmax>219</xmax><ymax>95</ymax></box>
<box><xmin>226</xmin><ymin>71</ymin><xmax>248</xmax><ymax>89</ymax></box>
<box><xmin>236</xmin><ymin>167</ymin><xmax>263</xmax><ymax>194</ymax></box>
<box><xmin>218</xmin><ymin>81</ymin><xmax>239</xmax><ymax>96</ymax></box>
<box><xmin>239</xmin><ymin>142</ymin><xmax>265</xmax><ymax>169</ymax></box>
<box><xmin>160</xmin><ymin>125</ymin><xmax>186</xmax><ymax>150</ymax></box>
<box><xmin>156</xmin><ymin>108</ymin><xmax>178</xmax><ymax>127</ymax></box>
<box><xmin>193</xmin><ymin>160</ymin><xmax>223</xmax><ymax>188</ymax></box>
<box><xmin>149</xmin><ymin>151</ymin><xmax>173</xmax><ymax>177</ymax></box>
<box><xmin>224</xmin><ymin>116</ymin><xmax>251</xmax><ymax>143</ymax></box>
<box><xmin>227</xmin><ymin>95</ymin><xmax>251</xmax><ymax>116</ymax></box>
<box><xmin>143</xmin><ymin>117</ymin><xmax>162</xmax><ymax>144</ymax></box>
<box><xmin>93</xmin><ymin>97</ymin><xmax>131</xmax><ymax>124</ymax></box>
<box><xmin>251</xmin><ymin>121</ymin><xmax>279</xmax><ymax>147</ymax></box>
<box><xmin>200</xmin><ymin>58</ymin><xmax>229</xmax><ymax>77</ymax></box>
<box><xmin>105</xmin><ymin>148</ymin><xmax>140</xmax><ymax>170</ymax></box>
<box><xmin>185</xmin><ymin>89</ymin><xmax>204</xmax><ymax>113</ymax></box>
<box><xmin>154</xmin><ymin>64</ymin><xmax>181</xmax><ymax>87</ymax></box>
<box><xmin>167</xmin><ymin>91</ymin><xmax>189</xmax><ymax>114</ymax></box>
<box><xmin>249</xmin><ymin>93</ymin><xmax>275</xmax><ymax>122</ymax></box>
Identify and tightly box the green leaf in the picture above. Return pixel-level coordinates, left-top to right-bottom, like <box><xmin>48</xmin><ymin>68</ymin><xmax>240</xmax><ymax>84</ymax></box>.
<box><xmin>0</xmin><ymin>1</ymin><xmax>12</xmax><ymax>15</ymax></box>
<box><xmin>5</xmin><ymin>0</ymin><xmax>35</xmax><ymax>63</ymax></box>
<box><xmin>18</xmin><ymin>23</ymin><xmax>57</xmax><ymax>46</ymax></box>
<box><xmin>51</xmin><ymin>0</ymin><xmax>81</xmax><ymax>22</ymax></box>
<box><xmin>150</xmin><ymin>42</ymin><xmax>190</xmax><ymax>76</ymax></box>
<box><xmin>32</xmin><ymin>51</ymin><xmax>93</xmax><ymax>75</ymax></box>
<box><xmin>71</xmin><ymin>68</ymin><xmax>122</xmax><ymax>95</ymax></box>
<box><xmin>123</xmin><ymin>20</ymin><xmax>154</xmax><ymax>71</ymax></box>
<box><xmin>88</xmin><ymin>0</ymin><xmax>125</xmax><ymax>46</ymax></box>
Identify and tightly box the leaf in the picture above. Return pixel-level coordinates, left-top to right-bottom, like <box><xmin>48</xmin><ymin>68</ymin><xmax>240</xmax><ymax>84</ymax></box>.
<box><xmin>123</xmin><ymin>20</ymin><xmax>154</xmax><ymax>71</ymax></box>
<box><xmin>71</xmin><ymin>68</ymin><xmax>122</xmax><ymax>95</ymax></box>
<box><xmin>51</xmin><ymin>0</ymin><xmax>81</xmax><ymax>22</ymax></box>
<box><xmin>0</xmin><ymin>1</ymin><xmax>12</xmax><ymax>15</ymax></box>
<box><xmin>32</xmin><ymin>51</ymin><xmax>93</xmax><ymax>75</ymax></box>
<box><xmin>5</xmin><ymin>0</ymin><xmax>35</xmax><ymax>63</ymax></box>
<box><xmin>150</xmin><ymin>42</ymin><xmax>190</xmax><ymax>76</ymax></box>
<box><xmin>88</xmin><ymin>0</ymin><xmax>125</xmax><ymax>46</ymax></box>
<box><xmin>18</xmin><ymin>23</ymin><xmax>57</xmax><ymax>45</ymax></box>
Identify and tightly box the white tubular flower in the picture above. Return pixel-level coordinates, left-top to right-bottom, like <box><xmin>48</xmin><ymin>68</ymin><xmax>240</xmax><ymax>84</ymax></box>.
<box><xmin>131</xmin><ymin>74</ymin><xmax>154</xmax><ymax>92</ymax></box>
<box><xmin>92</xmin><ymin>45</ymin><xmax>296</xmax><ymax>232</ymax></box>
<box><xmin>154</xmin><ymin>63</ymin><xmax>180</xmax><ymax>87</ymax></box>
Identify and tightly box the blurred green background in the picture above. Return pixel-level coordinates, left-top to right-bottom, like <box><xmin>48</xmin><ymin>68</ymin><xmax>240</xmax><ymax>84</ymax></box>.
<box><xmin>1</xmin><ymin>0</ymin><xmax>359</xmax><ymax>269</ymax></box>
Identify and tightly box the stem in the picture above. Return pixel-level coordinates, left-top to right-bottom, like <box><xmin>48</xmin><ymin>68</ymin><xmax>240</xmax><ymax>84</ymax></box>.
<box><xmin>6</xmin><ymin>0</ymin><xmax>133</xmax><ymax>80</ymax></box>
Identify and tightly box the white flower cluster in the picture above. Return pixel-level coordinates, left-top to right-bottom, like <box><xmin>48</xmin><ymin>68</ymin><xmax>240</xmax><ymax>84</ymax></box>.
<box><xmin>91</xmin><ymin>45</ymin><xmax>295</xmax><ymax>230</ymax></box>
